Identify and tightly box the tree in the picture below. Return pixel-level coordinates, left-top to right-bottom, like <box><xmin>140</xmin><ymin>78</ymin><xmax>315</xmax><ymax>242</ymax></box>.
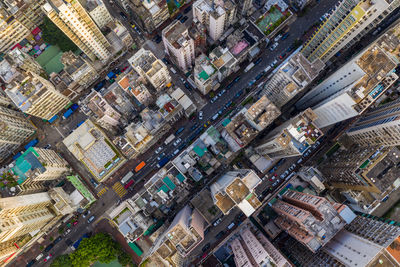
<box><xmin>117</xmin><ymin>251</ymin><xmax>134</xmax><ymax>266</ymax></box>
<box><xmin>50</xmin><ymin>254</ymin><xmax>72</xmax><ymax>267</ymax></box>
<box><xmin>41</xmin><ymin>17</ymin><xmax>78</xmax><ymax>52</ymax></box>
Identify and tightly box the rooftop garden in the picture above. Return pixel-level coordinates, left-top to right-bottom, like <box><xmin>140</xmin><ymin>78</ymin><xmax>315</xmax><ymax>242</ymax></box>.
<box><xmin>0</xmin><ymin>171</ymin><xmax>18</xmax><ymax>188</ymax></box>
<box><xmin>255</xmin><ymin>5</ymin><xmax>291</xmax><ymax>36</ymax></box>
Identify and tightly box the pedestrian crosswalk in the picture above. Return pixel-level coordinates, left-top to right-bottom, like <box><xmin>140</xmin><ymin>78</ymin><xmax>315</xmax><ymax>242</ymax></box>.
<box><xmin>112</xmin><ymin>182</ymin><xmax>127</xmax><ymax>198</ymax></box>
<box><xmin>97</xmin><ymin>187</ymin><xmax>108</xmax><ymax>198</ymax></box>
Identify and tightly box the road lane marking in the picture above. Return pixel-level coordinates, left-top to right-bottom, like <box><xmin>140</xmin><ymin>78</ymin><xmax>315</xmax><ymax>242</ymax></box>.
<box><xmin>112</xmin><ymin>182</ymin><xmax>127</xmax><ymax>198</ymax></box>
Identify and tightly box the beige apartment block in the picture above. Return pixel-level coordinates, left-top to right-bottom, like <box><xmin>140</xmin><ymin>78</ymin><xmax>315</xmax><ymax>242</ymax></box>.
<box><xmin>5</xmin><ymin>71</ymin><xmax>70</xmax><ymax>120</ymax></box>
<box><xmin>43</xmin><ymin>0</ymin><xmax>111</xmax><ymax>62</ymax></box>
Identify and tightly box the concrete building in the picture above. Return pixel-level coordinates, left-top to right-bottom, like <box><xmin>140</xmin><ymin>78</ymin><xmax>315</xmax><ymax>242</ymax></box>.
<box><xmin>320</xmin><ymin>145</ymin><xmax>400</xmax><ymax>213</ymax></box>
<box><xmin>162</xmin><ymin>21</ymin><xmax>195</xmax><ymax>72</ymax></box>
<box><xmin>0</xmin><ymin>105</ymin><xmax>36</xmax><ymax>163</ymax></box>
<box><xmin>117</xmin><ymin>70</ymin><xmax>152</xmax><ymax>105</ymax></box>
<box><xmin>282</xmin><ymin>214</ymin><xmax>400</xmax><ymax>267</ymax></box>
<box><xmin>156</xmin><ymin>93</ymin><xmax>184</xmax><ymax>123</ymax></box>
<box><xmin>83</xmin><ymin>0</ymin><xmax>113</xmax><ymax>29</ymax></box>
<box><xmin>5</xmin><ymin>71</ymin><xmax>70</xmax><ymax>120</ymax></box>
<box><xmin>193</xmin><ymin>0</ymin><xmax>237</xmax><ymax>41</ymax></box>
<box><xmin>194</xmin><ymin>53</ymin><xmax>219</xmax><ymax>95</ymax></box>
<box><xmin>234</xmin><ymin>0</ymin><xmax>253</xmax><ymax>17</ymax></box>
<box><xmin>42</xmin><ymin>0</ymin><xmax>111</xmax><ymax>62</ymax></box>
<box><xmin>6</xmin><ymin>48</ymin><xmax>44</xmax><ymax>76</ymax></box>
<box><xmin>63</xmin><ymin>119</ymin><xmax>126</xmax><ymax>182</ymax></box>
<box><xmin>0</xmin><ymin>0</ymin><xmax>46</xmax><ymax>53</ymax></box>
<box><xmin>10</xmin><ymin>147</ymin><xmax>69</xmax><ymax>194</ymax></box>
<box><xmin>271</xmin><ymin>189</ymin><xmax>355</xmax><ymax>252</ymax></box>
<box><xmin>347</xmin><ymin>98</ymin><xmax>400</xmax><ymax>147</ymax></box>
<box><xmin>170</xmin><ymin>88</ymin><xmax>197</xmax><ymax>117</ymax></box>
<box><xmin>297</xmin><ymin>42</ymin><xmax>399</xmax><ymax>128</ymax></box>
<box><xmin>211</xmin><ymin>169</ymin><xmax>262</xmax><ymax>216</ymax></box>
<box><xmin>256</xmin><ymin>109</ymin><xmax>323</xmax><ymax>159</ymax></box>
<box><xmin>126</xmin><ymin>0</ymin><xmax>169</xmax><ymax>33</ymax></box>
<box><xmin>61</xmin><ymin>51</ymin><xmax>99</xmax><ymax>88</ymax></box>
<box><xmin>0</xmin><ymin>189</ymin><xmax>74</xmax><ymax>261</ymax></box>
<box><xmin>189</xmin><ymin>21</ymin><xmax>207</xmax><ymax>55</ymax></box>
<box><xmin>144</xmin><ymin>205</ymin><xmax>206</xmax><ymax>266</ymax></box>
<box><xmin>301</xmin><ymin>0</ymin><xmax>400</xmax><ymax>63</ymax></box>
<box><xmin>81</xmin><ymin>89</ymin><xmax>122</xmax><ymax>130</ymax></box>
<box><xmin>209</xmin><ymin>46</ymin><xmax>239</xmax><ymax>82</ymax></box>
<box><xmin>297</xmin><ymin>166</ymin><xmax>326</xmax><ymax>194</ymax></box>
<box><xmin>128</xmin><ymin>48</ymin><xmax>171</xmax><ymax>91</ymax></box>
<box><xmin>244</xmin><ymin>95</ymin><xmax>281</xmax><ymax>131</ymax></box>
<box><xmin>262</xmin><ymin>50</ymin><xmax>325</xmax><ymax>108</ymax></box>
<box><xmin>230</xmin><ymin>223</ymin><xmax>291</xmax><ymax>267</ymax></box>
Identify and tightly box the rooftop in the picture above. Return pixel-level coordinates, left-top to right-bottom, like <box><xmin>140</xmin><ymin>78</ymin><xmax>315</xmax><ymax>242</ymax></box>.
<box><xmin>163</xmin><ymin>21</ymin><xmax>192</xmax><ymax>50</ymax></box>
<box><xmin>194</xmin><ymin>54</ymin><xmax>217</xmax><ymax>83</ymax></box>
<box><xmin>246</xmin><ymin>95</ymin><xmax>281</xmax><ymax>130</ymax></box>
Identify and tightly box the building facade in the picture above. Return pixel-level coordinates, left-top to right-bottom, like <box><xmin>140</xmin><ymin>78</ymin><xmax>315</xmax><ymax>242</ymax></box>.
<box><xmin>84</xmin><ymin>0</ymin><xmax>113</xmax><ymax>29</ymax></box>
<box><xmin>0</xmin><ymin>105</ymin><xmax>36</xmax><ymax>163</ymax></box>
<box><xmin>301</xmin><ymin>0</ymin><xmax>400</xmax><ymax>63</ymax></box>
<box><xmin>162</xmin><ymin>21</ymin><xmax>195</xmax><ymax>72</ymax></box>
<box><xmin>42</xmin><ymin>0</ymin><xmax>111</xmax><ymax>62</ymax></box>
<box><xmin>128</xmin><ymin>48</ymin><xmax>171</xmax><ymax>91</ymax></box>
<box><xmin>256</xmin><ymin>109</ymin><xmax>323</xmax><ymax>159</ymax></box>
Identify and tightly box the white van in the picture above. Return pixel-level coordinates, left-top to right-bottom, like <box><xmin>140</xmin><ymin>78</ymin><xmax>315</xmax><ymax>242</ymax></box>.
<box><xmin>227</xmin><ymin>222</ymin><xmax>235</xmax><ymax>230</ymax></box>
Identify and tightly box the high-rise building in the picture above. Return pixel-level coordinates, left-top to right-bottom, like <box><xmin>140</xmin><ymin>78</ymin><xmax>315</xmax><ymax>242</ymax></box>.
<box><xmin>347</xmin><ymin>98</ymin><xmax>400</xmax><ymax>147</ymax></box>
<box><xmin>6</xmin><ymin>48</ymin><xmax>44</xmax><ymax>76</ymax></box>
<box><xmin>234</xmin><ymin>0</ymin><xmax>253</xmax><ymax>17</ymax></box>
<box><xmin>5</xmin><ymin>71</ymin><xmax>70</xmax><ymax>120</ymax></box>
<box><xmin>256</xmin><ymin>108</ymin><xmax>323</xmax><ymax>159</ymax></box>
<box><xmin>320</xmin><ymin>145</ymin><xmax>400</xmax><ymax>213</ymax></box>
<box><xmin>42</xmin><ymin>0</ymin><xmax>111</xmax><ymax>62</ymax></box>
<box><xmin>296</xmin><ymin>26</ymin><xmax>400</xmax><ymax>128</ymax></box>
<box><xmin>60</xmin><ymin>51</ymin><xmax>99</xmax><ymax>87</ymax></box>
<box><xmin>144</xmin><ymin>205</ymin><xmax>206</xmax><ymax>266</ymax></box>
<box><xmin>194</xmin><ymin>53</ymin><xmax>220</xmax><ymax>95</ymax></box>
<box><xmin>128</xmin><ymin>48</ymin><xmax>171</xmax><ymax>91</ymax></box>
<box><xmin>162</xmin><ymin>21</ymin><xmax>195</xmax><ymax>72</ymax></box>
<box><xmin>301</xmin><ymin>0</ymin><xmax>400</xmax><ymax>63</ymax></box>
<box><xmin>0</xmin><ymin>0</ymin><xmax>46</xmax><ymax>53</ymax></box>
<box><xmin>210</xmin><ymin>169</ymin><xmax>262</xmax><ymax>216</ymax></box>
<box><xmin>124</xmin><ymin>0</ymin><xmax>169</xmax><ymax>33</ymax></box>
<box><xmin>281</xmin><ymin>214</ymin><xmax>400</xmax><ymax>267</ymax></box>
<box><xmin>0</xmin><ymin>105</ymin><xmax>36</xmax><ymax>163</ymax></box>
<box><xmin>0</xmin><ymin>189</ymin><xmax>75</xmax><ymax>262</ymax></box>
<box><xmin>83</xmin><ymin>0</ymin><xmax>113</xmax><ymax>29</ymax></box>
<box><xmin>193</xmin><ymin>0</ymin><xmax>237</xmax><ymax>41</ymax></box>
<box><xmin>272</xmin><ymin>189</ymin><xmax>355</xmax><ymax>252</ymax></box>
<box><xmin>262</xmin><ymin>50</ymin><xmax>325</xmax><ymax>108</ymax></box>
<box><xmin>11</xmin><ymin>147</ymin><xmax>69</xmax><ymax>194</ymax></box>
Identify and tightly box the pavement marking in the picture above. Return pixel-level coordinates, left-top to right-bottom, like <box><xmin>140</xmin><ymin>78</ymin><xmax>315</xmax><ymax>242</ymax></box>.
<box><xmin>97</xmin><ymin>187</ymin><xmax>108</xmax><ymax>197</ymax></box>
<box><xmin>112</xmin><ymin>182</ymin><xmax>127</xmax><ymax>198</ymax></box>
<box><xmin>54</xmin><ymin>126</ymin><xmax>65</xmax><ymax>138</ymax></box>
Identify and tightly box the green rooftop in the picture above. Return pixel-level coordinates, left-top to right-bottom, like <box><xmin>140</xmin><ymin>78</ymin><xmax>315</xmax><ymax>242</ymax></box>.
<box><xmin>128</xmin><ymin>242</ymin><xmax>143</xmax><ymax>257</ymax></box>
<box><xmin>12</xmin><ymin>147</ymin><xmax>43</xmax><ymax>184</ymax></box>
<box><xmin>193</xmin><ymin>145</ymin><xmax>207</xmax><ymax>157</ymax></box>
<box><xmin>176</xmin><ymin>173</ymin><xmax>185</xmax><ymax>183</ymax></box>
<box><xmin>67</xmin><ymin>175</ymin><xmax>95</xmax><ymax>207</ymax></box>
<box><xmin>198</xmin><ymin>70</ymin><xmax>209</xmax><ymax>81</ymax></box>
<box><xmin>159</xmin><ymin>184</ymin><xmax>170</xmax><ymax>193</ymax></box>
<box><xmin>163</xmin><ymin>176</ymin><xmax>176</xmax><ymax>190</ymax></box>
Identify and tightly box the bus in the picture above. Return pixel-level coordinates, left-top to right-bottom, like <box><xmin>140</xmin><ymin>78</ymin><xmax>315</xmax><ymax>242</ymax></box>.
<box><xmin>121</xmin><ymin>171</ymin><xmax>134</xmax><ymax>184</ymax></box>
<box><xmin>164</xmin><ymin>134</ymin><xmax>175</xmax><ymax>145</ymax></box>
<box><xmin>244</xmin><ymin>62</ymin><xmax>255</xmax><ymax>73</ymax></box>
<box><xmin>135</xmin><ymin>161</ymin><xmax>146</xmax><ymax>172</ymax></box>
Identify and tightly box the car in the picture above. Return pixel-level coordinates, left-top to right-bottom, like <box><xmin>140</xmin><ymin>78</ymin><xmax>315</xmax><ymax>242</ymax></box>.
<box><xmin>190</xmin><ymin>124</ymin><xmax>198</xmax><ymax>131</ymax></box>
<box><xmin>270</xmin><ymin>59</ymin><xmax>278</xmax><ymax>67</ymax></box>
<box><xmin>180</xmin><ymin>16</ymin><xmax>188</xmax><ymax>23</ymax></box>
<box><xmin>173</xmin><ymin>149</ymin><xmax>180</xmax><ymax>156</ymax></box>
<box><xmin>272</xmin><ymin>182</ymin><xmax>278</xmax><ymax>187</ymax></box>
<box><xmin>131</xmin><ymin>24</ymin><xmax>136</xmax><ymax>29</ymax></box>
<box><xmin>269</xmin><ymin>178</ymin><xmax>273</xmax><ymax>182</ymax></box>
<box><xmin>65</xmin><ymin>239</ymin><xmax>73</xmax><ymax>246</ymax></box>
<box><xmin>43</xmin><ymin>254</ymin><xmax>52</xmax><ymax>262</ymax></box>
<box><xmin>54</xmin><ymin>236</ymin><xmax>62</xmax><ymax>244</ymax></box>
<box><xmin>155</xmin><ymin>146</ymin><xmax>163</xmax><ymax>154</ymax></box>
<box><xmin>73</xmin><ymin>221</ymin><xmax>78</xmax><ymax>226</ymax></box>
<box><xmin>212</xmin><ymin>217</ymin><xmax>222</xmax><ymax>227</ymax></box>
<box><xmin>315</xmin><ymin>140</ymin><xmax>321</xmax><ymax>146</ymax></box>
<box><xmin>44</xmin><ymin>144</ymin><xmax>51</xmax><ymax>149</ymax></box>
<box><xmin>180</xmin><ymin>77</ymin><xmax>185</xmax><ymax>83</ymax></box>
<box><xmin>297</xmin><ymin>158</ymin><xmax>303</xmax><ymax>164</ymax></box>
<box><xmin>87</xmin><ymin>215</ymin><xmax>95</xmax><ymax>224</ymax></box>
<box><xmin>218</xmin><ymin>109</ymin><xmax>223</xmax><ymax>115</ymax></box>
<box><xmin>234</xmin><ymin>76</ymin><xmax>241</xmax><ymax>83</ymax></box>
<box><xmin>83</xmin><ymin>210</ymin><xmax>90</xmax><ymax>218</ymax></box>
<box><xmin>122</xmin><ymin>66</ymin><xmax>129</xmax><ymax>72</ymax></box>
<box><xmin>280</xmin><ymin>174</ymin><xmax>286</xmax><ymax>179</ymax></box>
<box><xmin>119</xmin><ymin>12</ymin><xmax>128</xmax><ymax>20</ymax></box>
<box><xmin>35</xmin><ymin>253</ymin><xmax>44</xmax><ymax>261</ymax></box>
<box><xmin>202</xmin><ymin>243</ymin><xmax>211</xmax><ymax>252</ymax></box>
<box><xmin>162</xmin><ymin>58</ymin><xmax>170</xmax><ymax>65</ymax></box>
<box><xmin>254</xmin><ymin>58</ymin><xmax>262</xmax><ymax>65</ymax></box>
<box><xmin>279</xmin><ymin>52</ymin><xmax>287</xmax><ymax>59</ymax></box>
<box><xmin>270</xmin><ymin>42</ymin><xmax>279</xmax><ymax>51</ymax></box>
<box><xmin>176</xmin><ymin>13</ymin><xmax>183</xmax><ymax>20</ymax></box>
<box><xmin>173</xmin><ymin>138</ymin><xmax>182</xmax><ymax>147</ymax></box>
<box><xmin>227</xmin><ymin>82</ymin><xmax>233</xmax><ymax>89</ymax></box>
<box><xmin>225</xmin><ymin>101</ymin><xmax>232</xmax><ymax>108</ymax></box>
<box><xmin>199</xmin><ymin>111</ymin><xmax>203</xmax><ymax>120</ymax></box>
<box><xmin>274</xmin><ymin>34</ymin><xmax>282</xmax><ymax>42</ymax></box>
<box><xmin>248</xmin><ymin>80</ymin><xmax>255</xmax><ymax>86</ymax></box>
<box><xmin>216</xmin><ymin>231</ymin><xmax>225</xmax><ymax>239</ymax></box>
<box><xmin>281</xmin><ymin>32</ymin><xmax>290</xmax><ymax>40</ymax></box>
<box><xmin>184</xmin><ymin>82</ymin><xmax>191</xmax><ymax>90</ymax></box>
<box><xmin>44</xmin><ymin>243</ymin><xmax>54</xmax><ymax>252</ymax></box>
<box><xmin>26</xmin><ymin>259</ymin><xmax>36</xmax><ymax>267</ymax></box>
<box><xmin>90</xmin><ymin>178</ymin><xmax>99</xmax><ymax>187</ymax></box>
<box><xmin>218</xmin><ymin>89</ymin><xmax>226</xmax><ymax>96</ymax></box>
<box><xmin>64</xmin><ymin>228</ymin><xmax>72</xmax><ymax>236</ymax></box>
<box><xmin>283</xmin><ymin>170</ymin><xmax>289</xmax><ymax>176</ymax></box>
<box><xmin>184</xmin><ymin>6</ymin><xmax>192</xmax><ymax>13</ymax></box>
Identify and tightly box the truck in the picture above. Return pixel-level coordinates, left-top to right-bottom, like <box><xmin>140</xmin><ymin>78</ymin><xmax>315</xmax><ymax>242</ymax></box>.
<box><xmin>24</xmin><ymin>139</ymin><xmax>38</xmax><ymax>150</ymax></box>
<box><xmin>71</xmin><ymin>233</ymin><xmax>90</xmax><ymax>250</ymax></box>
<box><xmin>164</xmin><ymin>134</ymin><xmax>175</xmax><ymax>145</ymax></box>
<box><xmin>63</xmin><ymin>108</ymin><xmax>73</xmax><ymax>119</ymax></box>
<box><xmin>175</xmin><ymin>127</ymin><xmax>185</xmax><ymax>136</ymax></box>
<box><xmin>170</xmin><ymin>67</ymin><xmax>177</xmax><ymax>74</ymax></box>
<box><xmin>157</xmin><ymin>156</ymin><xmax>170</xmax><ymax>168</ymax></box>
<box><xmin>244</xmin><ymin>62</ymin><xmax>255</xmax><ymax>73</ymax></box>
<box><xmin>121</xmin><ymin>171</ymin><xmax>134</xmax><ymax>184</ymax></box>
<box><xmin>135</xmin><ymin>161</ymin><xmax>146</xmax><ymax>172</ymax></box>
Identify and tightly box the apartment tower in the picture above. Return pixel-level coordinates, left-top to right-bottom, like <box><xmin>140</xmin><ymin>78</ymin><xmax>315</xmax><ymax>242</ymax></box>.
<box><xmin>42</xmin><ymin>0</ymin><xmax>111</xmax><ymax>62</ymax></box>
<box><xmin>301</xmin><ymin>0</ymin><xmax>400</xmax><ymax>63</ymax></box>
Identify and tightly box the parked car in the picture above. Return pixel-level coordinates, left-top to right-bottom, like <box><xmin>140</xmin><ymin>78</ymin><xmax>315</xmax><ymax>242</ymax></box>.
<box><xmin>180</xmin><ymin>16</ymin><xmax>188</xmax><ymax>23</ymax></box>
<box><xmin>65</xmin><ymin>239</ymin><xmax>73</xmax><ymax>246</ymax></box>
<box><xmin>64</xmin><ymin>228</ymin><xmax>72</xmax><ymax>236</ymax></box>
<box><xmin>213</xmin><ymin>218</ymin><xmax>222</xmax><ymax>227</ymax></box>
<box><xmin>173</xmin><ymin>138</ymin><xmax>182</xmax><ymax>147</ymax></box>
<box><xmin>44</xmin><ymin>243</ymin><xmax>54</xmax><ymax>252</ymax></box>
<box><xmin>26</xmin><ymin>259</ymin><xmax>36</xmax><ymax>267</ymax></box>
<box><xmin>216</xmin><ymin>231</ymin><xmax>225</xmax><ymax>239</ymax></box>
<box><xmin>176</xmin><ymin>13</ymin><xmax>183</xmax><ymax>20</ymax></box>
<box><xmin>274</xmin><ymin>34</ymin><xmax>282</xmax><ymax>42</ymax></box>
<box><xmin>54</xmin><ymin>236</ymin><xmax>62</xmax><ymax>245</ymax></box>
<box><xmin>119</xmin><ymin>12</ymin><xmax>128</xmax><ymax>20</ymax></box>
<box><xmin>218</xmin><ymin>89</ymin><xmax>226</xmax><ymax>96</ymax></box>
<box><xmin>155</xmin><ymin>146</ymin><xmax>163</xmax><ymax>154</ymax></box>
<box><xmin>297</xmin><ymin>158</ymin><xmax>303</xmax><ymax>164</ymax></box>
<box><xmin>281</xmin><ymin>32</ymin><xmax>290</xmax><ymax>40</ymax></box>
<box><xmin>82</xmin><ymin>210</ymin><xmax>90</xmax><ymax>218</ymax></box>
<box><xmin>73</xmin><ymin>221</ymin><xmax>78</xmax><ymax>226</ymax></box>
<box><xmin>87</xmin><ymin>215</ymin><xmax>95</xmax><ymax>224</ymax></box>
<box><xmin>35</xmin><ymin>254</ymin><xmax>44</xmax><ymax>261</ymax></box>
<box><xmin>199</xmin><ymin>111</ymin><xmax>203</xmax><ymax>120</ymax></box>
<box><xmin>270</xmin><ymin>42</ymin><xmax>279</xmax><ymax>51</ymax></box>
<box><xmin>202</xmin><ymin>243</ymin><xmax>211</xmax><ymax>252</ymax></box>
<box><xmin>44</xmin><ymin>144</ymin><xmax>51</xmax><ymax>149</ymax></box>
<box><xmin>234</xmin><ymin>76</ymin><xmax>241</xmax><ymax>83</ymax></box>
<box><xmin>43</xmin><ymin>254</ymin><xmax>52</xmax><ymax>262</ymax></box>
